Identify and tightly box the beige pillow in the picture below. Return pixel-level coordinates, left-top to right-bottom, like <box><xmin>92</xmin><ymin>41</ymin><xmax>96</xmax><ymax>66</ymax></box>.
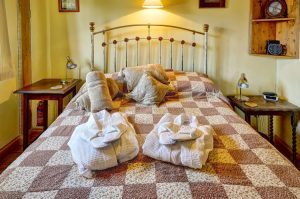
<box><xmin>120</xmin><ymin>64</ymin><xmax>169</xmax><ymax>91</ymax></box>
<box><xmin>106</xmin><ymin>78</ymin><xmax>120</xmax><ymax>99</ymax></box>
<box><xmin>86</xmin><ymin>71</ymin><xmax>113</xmax><ymax>112</ymax></box>
<box><xmin>75</xmin><ymin>78</ymin><xmax>120</xmax><ymax>112</ymax></box>
<box><xmin>127</xmin><ymin>72</ymin><xmax>173</xmax><ymax>105</ymax></box>
<box><xmin>75</xmin><ymin>92</ymin><xmax>91</xmax><ymax>112</ymax></box>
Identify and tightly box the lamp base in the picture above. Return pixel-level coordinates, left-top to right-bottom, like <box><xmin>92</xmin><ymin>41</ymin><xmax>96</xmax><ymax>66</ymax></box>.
<box><xmin>234</xmin><ymin>95</ymin><xmax>249</xmax><ymax>102</ymax></box>
<box><xmin>60</xmin><ymin>79</ymin><xmax>70</xmax><ymax>85</ymax></box>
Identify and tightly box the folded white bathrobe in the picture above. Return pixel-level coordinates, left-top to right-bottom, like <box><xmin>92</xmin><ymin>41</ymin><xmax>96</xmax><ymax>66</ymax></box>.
<box><xmin>68</xmin><ymin>110</ymin><xmax>139</xmax><ymax>178</ymax></box>
<box><xmin>142</xmin><ymin>113</ymin><xmax>214</xmax><ymax>169</ymax></box>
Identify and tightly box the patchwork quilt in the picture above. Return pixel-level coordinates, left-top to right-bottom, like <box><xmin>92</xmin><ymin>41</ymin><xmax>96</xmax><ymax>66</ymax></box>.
<box><xmin>0</xmin><ymin>71</ymin><xmax>300</xmax><ymax>199</ymax></box>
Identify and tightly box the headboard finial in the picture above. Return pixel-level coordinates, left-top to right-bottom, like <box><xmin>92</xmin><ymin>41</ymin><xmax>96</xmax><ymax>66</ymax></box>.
<box><xmin>203</xmin><ymin>24</ymin><xmax>209</xmax><ymax>33</ymax></box>
<box><xmin>90</xmin><ymin>22</ymin><xmax>95</xmax><ymax>33</ymax></box>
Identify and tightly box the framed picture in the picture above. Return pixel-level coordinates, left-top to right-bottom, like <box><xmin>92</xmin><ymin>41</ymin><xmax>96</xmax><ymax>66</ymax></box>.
<box><xmin>58</xmin><ymin>0</ymin><xmax>80</xmax><ymax>12</ymax></box>
<box><xmin>199</xmin><ymin>0</ymin><xmax>226</xmax><ymax>8</ymax></box>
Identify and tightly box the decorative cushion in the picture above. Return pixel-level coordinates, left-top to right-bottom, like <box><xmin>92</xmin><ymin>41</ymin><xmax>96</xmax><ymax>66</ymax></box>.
<box><xmin>127</xmin><ymin>72</ymin><xmax>173</xmax><ymax>105</ymax></box>
<box><xmin>120</xmin><ymin>64</ymin><xmax>169</xmax><ymax>92</ymax></box>
<box><xmin>86</xmin><ymin>71</ymin><xmax>113</xmax><ymax>112</ymax></box>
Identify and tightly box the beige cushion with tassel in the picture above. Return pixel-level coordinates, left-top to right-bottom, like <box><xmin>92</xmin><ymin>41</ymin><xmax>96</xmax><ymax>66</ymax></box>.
<box><xmin>120</xmin><ymin>64</ymin><xmax>169</xmax><ymax>92</ymax></box>
<box><xmin>86</xmin><ymin>71</ymin><xmax>113</xmax><ymax>112</ymax></box>
<box><xmin>127</xmin><ymin>72</ymin><xmax>173</xmax><ymax>105</ymax></box>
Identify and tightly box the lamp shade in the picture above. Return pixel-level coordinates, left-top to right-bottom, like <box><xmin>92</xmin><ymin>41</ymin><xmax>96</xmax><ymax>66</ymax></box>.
<box><xmin>237</xmin><ymin>73</ymin><xmax>249</xmax><ymax>89</ymax></box>
<box><xmin>143</xmin><ymin>0</ymin><xmax>164</xmax><ymax>8</ymax></box>
<box><xmin>66</xmin><ymin>56</ymin><xmax>77</xmax><ymax>69</ymax></box>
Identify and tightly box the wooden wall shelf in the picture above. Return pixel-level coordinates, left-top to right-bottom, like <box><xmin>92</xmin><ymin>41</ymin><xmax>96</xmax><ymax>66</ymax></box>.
<box><xmin>252</xmin><ymin>18</ymin><xmax>296</xmax><ymax>22</ymax></box>
<box><xmin>249</xmin><ymin>0</ymin><xmax>299</xmax><ymax>59</ymax></box>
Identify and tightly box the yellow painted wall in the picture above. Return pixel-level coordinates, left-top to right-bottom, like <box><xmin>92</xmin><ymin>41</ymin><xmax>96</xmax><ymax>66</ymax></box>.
<box><xmin>0</xmin><ymin>0</ymin><xmax>18</xmax><ymax>149</ymax></box>
<box><xmin>276</xmin><ymin>42</ymin><xmax>300</xmax><ymax>153</ymax></box>
<box><xmin>42</xmin><ymin>0</ymin><xmax>277</xmax><ymax>96</ymax></box>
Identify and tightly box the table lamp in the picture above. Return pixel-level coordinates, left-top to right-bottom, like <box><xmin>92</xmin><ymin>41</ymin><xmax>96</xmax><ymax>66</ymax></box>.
<box><xmin>236</xmin><ymin>73</ymin><xmax>249</xmax><ymax>101</ymax></box>
<box><xmin>61</xmin><ymin>56</ymin><xmax>77</xmax><ymax>84</ymax></box>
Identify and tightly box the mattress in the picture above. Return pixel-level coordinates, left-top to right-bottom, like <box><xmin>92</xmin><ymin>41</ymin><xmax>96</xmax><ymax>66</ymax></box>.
<box><xmin>0</xmin><ymin>71</ymin><xmax>300</xmax><ymax>199</ymax></box>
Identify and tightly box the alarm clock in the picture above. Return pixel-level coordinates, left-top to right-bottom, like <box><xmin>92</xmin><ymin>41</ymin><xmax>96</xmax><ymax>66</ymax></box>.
<box><xmin>264</xmin><ymin>0</ymin><xmax>288</xmax><ymax>18</ymax></box>
<box><xmin>263</xmin><ymin>92</ymin><xmax>278</xmax><ymax>102</ymax></box>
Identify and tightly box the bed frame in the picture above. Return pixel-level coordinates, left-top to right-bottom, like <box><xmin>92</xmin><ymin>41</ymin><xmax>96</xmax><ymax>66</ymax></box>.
<box><xmin>89</xmin><ymin>22</ymin><xmax>209</xmax><ymax>75</ymax></box>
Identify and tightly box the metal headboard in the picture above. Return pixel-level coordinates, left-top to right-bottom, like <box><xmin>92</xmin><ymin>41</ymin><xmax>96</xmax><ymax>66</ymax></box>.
<box><xmin>89</xmin><ymin>22</ymin><xmax>209</xmax><ymax>75</ymax></box>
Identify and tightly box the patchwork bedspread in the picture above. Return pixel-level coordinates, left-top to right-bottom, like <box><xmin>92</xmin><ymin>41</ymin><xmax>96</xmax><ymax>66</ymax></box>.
<box><xmin>1</xmin><ymin>71</ymin><xmax>300</xmax><ymax>199</ymax></box>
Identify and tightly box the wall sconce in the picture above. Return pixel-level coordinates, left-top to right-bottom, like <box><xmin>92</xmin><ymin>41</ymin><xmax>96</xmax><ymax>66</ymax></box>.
<box><xmin>143</xmin><ymin>0</ymin><xmax>164</xmax><ymax>9</ymax></box>
<box><xmin>61</xmin><ymin>56</ymin><xmax>77</xmax><ymax>84</ymax></box>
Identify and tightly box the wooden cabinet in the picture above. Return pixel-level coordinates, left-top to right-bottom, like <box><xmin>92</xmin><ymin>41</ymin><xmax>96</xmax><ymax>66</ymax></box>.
<box><xmin>249</xmin><ymin>0</ymin><xmax>299</xmax><ymax>58</ymax></box>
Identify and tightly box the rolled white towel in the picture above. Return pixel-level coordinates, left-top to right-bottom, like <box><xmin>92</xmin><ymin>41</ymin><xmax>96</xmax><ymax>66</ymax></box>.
<box><xmin>68</xmin><ymin>110</ymin><xmax>139</xmax><ymax>178</ymax></box>
<box><xmin>143</xmin><ymin>113</ymin><xmax>214</xmax><ymax>169</ymax></box>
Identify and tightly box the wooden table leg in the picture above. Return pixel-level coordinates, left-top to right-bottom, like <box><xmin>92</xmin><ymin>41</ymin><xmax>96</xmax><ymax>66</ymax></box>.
<box><xmin>245</xmin><ymin>114</ymin><xmax>251</xmax><ymax>124</ymax></box>
<box><xmin>72</xmin><ymin>87</ymin><xmax>77</xmax><ymax>97</ymax></box>
<box><xmin>269</xmin><ymin>115</ymin><xmax>274</xmax><ymax>144</ymax></box>
<box><xmin>291</xmin><ymin>112</ymin><xmax>298</xmax><ymax>165</ymax></box>
<box><xmin>23</xmin><ymin>95</ymin><xmax>29</xmax><ymax>150</ymax></box>
<box><xmin>43</xmin><ymin>100</ymin><xmax>48</xmax><ymax>131</ymax></box>
<box><xmin>57</xmin><ymin>97</ymin><xmax>63</xmax><ymax>115</ymax></box>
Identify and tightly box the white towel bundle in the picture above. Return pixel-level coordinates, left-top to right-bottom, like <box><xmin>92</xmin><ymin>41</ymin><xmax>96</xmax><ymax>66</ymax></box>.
<box><xmin>68</xmin><ymin>110</ymin><xmax>139</xmax><ymax>178</ymax></box>
<box><xmin>143</xmin><ymin>113</ymin><xmax>214</xmax><ymax>169</ymax></box>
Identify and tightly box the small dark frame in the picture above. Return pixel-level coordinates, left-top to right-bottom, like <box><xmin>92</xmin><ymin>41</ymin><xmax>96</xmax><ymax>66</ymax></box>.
<box><xmin>199</xmin><ymin>0</ymin><xmax>226</xmax><ymax>8</ymax></box>
<box><xmin>58</xmin><ymin>0</ymin><xmax>80</xmax><ymax>12</ymax></box>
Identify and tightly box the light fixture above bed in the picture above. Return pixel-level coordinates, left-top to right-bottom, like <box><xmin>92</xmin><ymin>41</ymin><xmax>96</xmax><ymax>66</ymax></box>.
<box><xmin>143</xmin><ymin>0</ymin><xmax>164</xmax><ymax>9</ymax></box>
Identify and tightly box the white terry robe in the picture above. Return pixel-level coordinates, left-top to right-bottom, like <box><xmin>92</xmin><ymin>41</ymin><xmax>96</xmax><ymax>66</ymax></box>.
<box><xmin>68</xmin><ymin>110</ymin><xmax>139</xmax><ymax>178</ymax></box>
<box><xmin>142</xmin><ymin>113</ymin><xmax>214</xmax><ymax>169</ymax></box>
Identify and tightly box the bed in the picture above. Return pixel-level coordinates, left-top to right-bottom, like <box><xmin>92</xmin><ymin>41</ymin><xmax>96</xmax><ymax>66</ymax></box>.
<box><xmin>1</xmin><ymin>23</ymin><xmax>300</xmax><ymax>199</ymax></box>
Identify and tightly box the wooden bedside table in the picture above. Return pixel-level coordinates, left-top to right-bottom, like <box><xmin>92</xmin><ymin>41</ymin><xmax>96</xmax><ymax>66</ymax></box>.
<box><xmin>227</xmin><ymin>95</ymin><xmax>300</xmax><ymax>165</ymax></box>
<box><xmin>14</xmin><ymin>79</ymin><xmax>81</xmax><ymax>150</ymax></box>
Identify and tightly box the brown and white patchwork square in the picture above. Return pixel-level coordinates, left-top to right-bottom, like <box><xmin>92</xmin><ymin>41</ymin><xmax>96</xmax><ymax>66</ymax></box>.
<box><xmin>93</xmin><ymin>163</ymin><xmax>128</xmax><ymax>186</ymax></box>
<box><xmin>240</xmin><ymin>165</ymin><xmax>285</xmax><ymax>187</ymax></box>
<box><xmin>89</xmin><ymin>186</ymin><xmax>123</xmax><ymax>199</ymax></box>
<box><xmin>123</xmin><ymin>184</ymin><xmax>156</xmax><ymax>199</ymax></box>
<box><xmin>185</xmin><ymin>164</ymin><xmax>220</xmax><ymax>183</ymax></box>
<box><xmin>184</xmin><ymin>108</ymin><xmax>203</xmax><ymax>116</ymax></box>
<box><xmin>19</xmin><ymin>151</ymin><xmax>56</xmax><ymax>167</ymax></box>
<box><xmin>228</xmin><ymin>150</ymin><xmax>263</xmax><ymax>164</ymax></box>
<box><xmin>155</xmin><ymin>162</ymin><xmax>188</xmax><ymax>183</ymax></box>
<box><xmin>256</xmin><ymin>187</ymin><xmax>297</xmax><ymax>199</ymax></box>
<box><xmin>36</xmin><ymin>136</ymin><xmax>69</xmax><ymax>151</ymax></box>
<box><xmin>190</xmin><ymin>182</ymin><xmax>228</xmax><ymax>199</ymax></box>
<box><xmin>61</xmin><ymin>166</ymin><xmax>94</xmax><ymax>188</ymax></box>
<box><xmin>60</xmin><ymin>116</ymin><xmax>84</xmax><ymax>126</ymax></box>
<box><xmin>212</xmin><ymin>124</ymin><xmax>237</xmax><ymax>136</ymax></box>
<box><xmin>134</xmin><ymin>114</ymin><xmax>154</xmax><ymax>124</ymax></box>
<box><xmin>223</xmin><ymin>185</ymin><xmax>261</xmax><ymax>199</ymax></box>
<box><xmin>206</xmin><ymin>115</ymin><xmax>228</xmax><ymax>125</ymax></box>
<box><xmin>208</xmin><ymin>149</ymin><xmax>236</xmax><ymax>164</ymax></box>
<box><xmin>0</xmin><ymin>167</ymin><xmax>43</xmax><ymax>192</ymax></box>
<box><xmin>7</xmin><ymin>152</ymin><xmax>32</xmax><ymax>169</ymax></box>
<box><xmin>156</xmin><ymin>182</ymin><xmax>192</xmax><ymax>199</ymax></box>
<box><xmin>125</xmin><ymin>163</ymin><xmax>156</xmax><ymax>185</ymax></box>
<box><xmin>252</xmin><ymin>148</ymin><xmax>290</xmax><ymax>166</ymax></box>
<box><xmin>22</xmin><ymin>190</ymin><xmax>58</xmax><ymax>199</ymax></box>
<box><xmin>28</xmin><ymin>165</ymin><xmax>73</xmax><ymax>192</ymax></box>
<box><xmin>212</xmin><ymin>164</ymin><xmax>252</xmax><ymax>186</ymax></box>
<box><xmin>219</xmin><ymin>135</ymin><xmax>250</xmax><ymax>150</ymax></box>
<box><xmin>56</xmin><ymin>188</ymin><xmax>91</xmax><ymax>199</ymax></box>
<box><xmin>46</xmin><ymin>150</ymin><xmax>74</xmax><ymax>166</ymax></box>
<box><xmin>268</xmin><ymin>165</ymin><xmax>300</xmax><ymax>187</ymax></box>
